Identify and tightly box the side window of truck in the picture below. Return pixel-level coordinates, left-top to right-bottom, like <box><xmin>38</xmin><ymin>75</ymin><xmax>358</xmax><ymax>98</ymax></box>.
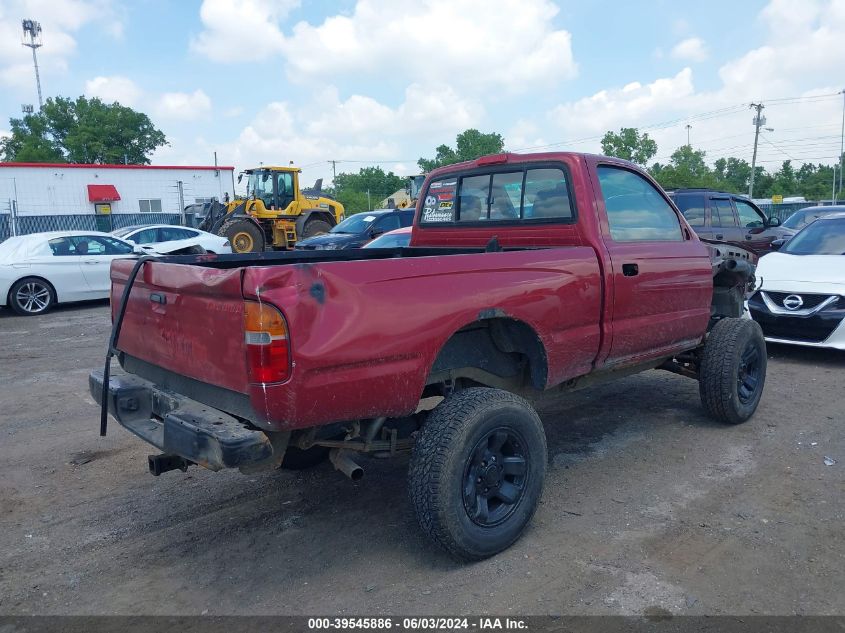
<box><xmin>597</xmin><ymin>166</ymin><xmax>684</xmax><ymax>241</ymax></box>
<box><xmin>523</xmin><ymin>168</ymin><xmax>572</xmax><ymax>219</ymax></box>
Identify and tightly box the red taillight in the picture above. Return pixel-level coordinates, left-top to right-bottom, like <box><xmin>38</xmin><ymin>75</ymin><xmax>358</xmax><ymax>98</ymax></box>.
<box><xmin>244</xmin><ymin>302</ymin><xmax>290</xmax><ymax>384</ymax></box>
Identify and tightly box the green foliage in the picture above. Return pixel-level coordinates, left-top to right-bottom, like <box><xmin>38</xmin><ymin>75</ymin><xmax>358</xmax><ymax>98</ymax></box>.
<box><xmin>327</xmin><ymin>166</ymin><xmax>407</xmax><ymax>214</ymax></box>
<box><xmin>650</xmin><ymin>146</ymin><xmax>719</xmax><ymax>189</ymax></box>
<box><xmin>713</xmin><ymin>157</ymin><xmax>752</xmax><ymax>193</ymax></box>
<box><xmin>333</xmin><ymin>189</ymin><xmax>371</xmax><ymax>215</ymax></box>
<box><xmin>332</xmin><ymin>166</ymin><xmax>405</xmax><ymax>199</ymax></box>
<box><xmin>418</xmin><ymin>129</ymin><xmax>505</xmax><ymax>172</ymax></box>
<box><xmin>1</xmin><ymin>96</ymin><xmax>167</xmax><ymax>164</ymax></box>
<box><xmin>600</xmin><ymin>127</ymin><xmax>657</xmax><ymax>165</ymax></box>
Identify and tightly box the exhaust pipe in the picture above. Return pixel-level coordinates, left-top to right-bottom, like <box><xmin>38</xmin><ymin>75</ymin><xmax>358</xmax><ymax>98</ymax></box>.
<box><xmin>329</xmin><ymin>449</ymin><xmax>364</xmax><ymax>481</ymax></box>
<box><xmin>148</xmin><ymin>453</ymin><xmax>193</xmax><ymax>476</ymax></box>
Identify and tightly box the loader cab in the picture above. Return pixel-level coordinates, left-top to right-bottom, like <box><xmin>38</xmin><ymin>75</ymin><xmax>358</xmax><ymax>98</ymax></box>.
<box><xmin>244</xmin><ymin>168</ymin><xmax>298</xmax><ymax>213</ymax></box>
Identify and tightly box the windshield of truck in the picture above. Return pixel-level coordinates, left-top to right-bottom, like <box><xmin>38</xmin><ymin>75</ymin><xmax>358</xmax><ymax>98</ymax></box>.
<box><xmin>782</xmin><ymin>217</ymin><xmax>845</xmax><ymax>255</ymax></box>
<box><xmin>330</xmin><ymin>213</ymin><xmax>379</xmax><ymax>234</ymax></box>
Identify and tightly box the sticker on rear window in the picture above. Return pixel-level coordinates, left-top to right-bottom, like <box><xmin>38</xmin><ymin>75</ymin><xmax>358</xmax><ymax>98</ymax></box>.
<box><xmin>422</xmin><ymin>180</ymin><xmax>457</xmax><ymax>222</ymax></box>
<box><xmin>363</xmin><ymin>215</ymin><xmax>376</xmax><ymax>222</ymax></box>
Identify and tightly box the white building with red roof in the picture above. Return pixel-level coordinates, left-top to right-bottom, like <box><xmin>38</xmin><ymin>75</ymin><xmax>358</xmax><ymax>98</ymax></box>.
<box><xmin>0</xmin><ymin>162</ymin><xmax>235</xmax><ymax>239</ymax></box>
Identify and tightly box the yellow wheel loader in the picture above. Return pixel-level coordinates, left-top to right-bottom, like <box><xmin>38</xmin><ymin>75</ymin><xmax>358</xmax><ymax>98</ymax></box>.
<box><xmin>198</xmin><ymin>166</ymin><xmax>344</xmax><ymax>253</ymax></box>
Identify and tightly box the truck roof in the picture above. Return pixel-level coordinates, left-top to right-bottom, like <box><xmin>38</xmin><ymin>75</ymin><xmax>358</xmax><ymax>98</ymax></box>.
<box><xmin>425</xmin><ymin>152</ymin><xmax>639</xmax><ymax>177</ymax></box>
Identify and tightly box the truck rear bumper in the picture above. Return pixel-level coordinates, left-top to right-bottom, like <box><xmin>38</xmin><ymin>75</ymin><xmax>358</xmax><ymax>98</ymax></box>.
<box><xmin>89</xmin><ymin>369</ymin><xmax>274</xmax><ymax>471</ymax></box>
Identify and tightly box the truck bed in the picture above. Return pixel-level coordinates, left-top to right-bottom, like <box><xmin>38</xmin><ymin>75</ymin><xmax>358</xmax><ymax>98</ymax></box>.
<box><xmin>110</xmin><ymin>246</ymin><xmax>603</xmax><ymax>431</ymax></box>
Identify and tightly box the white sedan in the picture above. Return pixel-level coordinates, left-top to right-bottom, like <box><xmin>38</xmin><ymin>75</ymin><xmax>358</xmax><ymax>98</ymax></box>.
<box><xmin>0</xmin><ymin>231</ymin><xmax>143</xmax><ymax>316</ymax></box>
<box><xmin>112</xmin><ymin>224</ymin><xmax>231</xmax><ymax>254</ymax></box>
<box><xmin>747</xmin><ymin>214</ymin><xmax>845</xmax><ymax>349</ymax></box>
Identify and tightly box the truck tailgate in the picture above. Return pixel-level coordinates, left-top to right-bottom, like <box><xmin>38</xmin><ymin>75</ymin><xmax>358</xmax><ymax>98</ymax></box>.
<box><xmin>111</xmin><ymin>259</ymin><xmax>250</xmax><ymax>394</ymax></box>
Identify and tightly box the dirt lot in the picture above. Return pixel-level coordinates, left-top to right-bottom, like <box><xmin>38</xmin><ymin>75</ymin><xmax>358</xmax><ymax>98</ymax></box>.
<box><xmin>0</xmin><ymin>302</ymin><xmax>843</xmax><ymax>616</ymax></box>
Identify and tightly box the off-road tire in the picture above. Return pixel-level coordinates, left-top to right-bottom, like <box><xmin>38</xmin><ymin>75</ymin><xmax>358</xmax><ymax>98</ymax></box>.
<box><xmin>699</xmin><ymin>317</ymin><xmax>767</xmax><ymax>424</ymax></box>
<box><xmin>408</xmin><ymin>388</ymin><xmax>547</xmax><ymax>561</ymax></box>
<box><xmin>220</xmin><ymin>218</ymin><xmax>265</xmax><ymax>253</ymax></box>
<box><xmin>280</xmin><ymin>445</ymin><xmax>331</xmax><ymax>470</ymax></box>
<box><xmin>9</xmin><ymin>277</ymin><xmax>56</xmax><ymax>316</ymax></box>
<box><xmin>302</xmin><ymin>218</ymin><xmax>332</xmax><ymax>239</ymax></box>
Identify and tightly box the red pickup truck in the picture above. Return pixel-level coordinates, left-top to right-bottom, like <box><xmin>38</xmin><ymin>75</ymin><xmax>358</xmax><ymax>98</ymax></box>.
<box><xmin>91</xmin><ymin>152</ymin><xmax>766</xmax><ymax>560</ymax></box>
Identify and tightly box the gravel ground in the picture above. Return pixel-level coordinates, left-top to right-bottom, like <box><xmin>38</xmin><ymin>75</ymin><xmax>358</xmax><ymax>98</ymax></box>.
<box><xmin>0</xmin><ymin>302</ymin><xmax>843</xmax><ymax>616</ymax></box>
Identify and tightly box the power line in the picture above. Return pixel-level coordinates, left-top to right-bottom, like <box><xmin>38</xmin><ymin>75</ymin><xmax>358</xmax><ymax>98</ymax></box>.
<box><xmin>760</xmin><ymin>134</ymin><xmax>797</xmax><ymax>161</ymax></box>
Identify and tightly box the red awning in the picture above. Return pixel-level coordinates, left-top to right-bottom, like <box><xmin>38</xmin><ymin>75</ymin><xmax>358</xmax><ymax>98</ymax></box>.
<box><xmin>87</xmin><ymin>184</ymin><xmax>121</xmax><ymax>202</ymax></box>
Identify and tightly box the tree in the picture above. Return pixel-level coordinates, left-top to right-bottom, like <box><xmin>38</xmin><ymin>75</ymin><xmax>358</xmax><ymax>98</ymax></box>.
<box><xmin>418</xmin><ymin>129</ymin><xmax>505</xmax><ymax>172</ymax></box>
<box><xmin>650</xmin><ymin>146</ymin><xmax>718</xmax><ymax>189</ymax></box>
<box><xmin>771</xmin><ymin>160</ymin><xmax>798</xmax><ymax>196</ymax></box>
<box><xmin>327</xmin><ymin>166</ymin><xmax>407</xmax><ymax>214</ymax></box>
<box><xmin>713</xmin><ymin>157</ymin><xmax>752</xmax><ymax>194</ymax></box>
<box><xmin>600</xmin><ymin>127</ymin><xmax>657</xmax><ymax>165</ymax></box>
<box><xmin>1</xmin><ymin>96</ymin><xmax>167</xmax><ymax>164</ymax></box>
<box><xmin>332</xmin><ymin>166</ymin><xmax>405</xmax><ymax>200</ymax></box>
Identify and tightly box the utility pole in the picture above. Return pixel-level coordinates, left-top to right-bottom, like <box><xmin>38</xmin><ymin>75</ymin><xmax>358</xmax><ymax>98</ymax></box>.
<box><xmin>331</xmin><ymin>160</ymin><xmax>337</xmax><ymax>181</ymax></box>
<box><xmin>685</xmin><ymin>124</ymin><xmax>692</xmax><ymax>147</ymax></box>
<box><xmin>832</xmin><ymin>164</ymin><xmax>836</xmax><ymax>204</ymax></box>
<box><xmin>837</xmin><ymin>89</ymin><xmax>844</xmax><ymax>203</ymax></box>
<box><xmin>21</xmin><ymin>19</ymin><xmax>44</xmax><ymax>110</ymax></box>
<box><xmin>748</xmin><ymin>103</ymin><xmax>766</xmax><ymax>198</ymax></box>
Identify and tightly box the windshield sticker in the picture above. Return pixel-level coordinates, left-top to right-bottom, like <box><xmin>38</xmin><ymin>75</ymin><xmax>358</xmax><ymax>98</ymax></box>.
<box><xmin>363</xmin><ymin>215</ymin><xmax>377</xmax><ymax>222</ymax></box>
<box><xmin>439</xmin><ymin>201</ymin><xmax>453</xmax><ymax>209</ymax></box>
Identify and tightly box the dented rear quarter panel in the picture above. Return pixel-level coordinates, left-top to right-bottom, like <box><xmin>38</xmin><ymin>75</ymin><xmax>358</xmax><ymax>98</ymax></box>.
<box><xmin>242</xmin><ymin>248</ymin><xmax>602</xmax><ymax>429</ymax></box>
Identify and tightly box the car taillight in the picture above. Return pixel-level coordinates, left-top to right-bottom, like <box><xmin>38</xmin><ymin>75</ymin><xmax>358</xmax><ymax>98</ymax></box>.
<box><xmin>244</xmin><ymin>301</ymin><xmax>290</xmax><ymax>384</ymax></box>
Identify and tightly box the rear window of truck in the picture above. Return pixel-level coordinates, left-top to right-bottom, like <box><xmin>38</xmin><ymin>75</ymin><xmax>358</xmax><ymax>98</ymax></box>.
<box><xmin>420</xmin><ymin>165</ymin><xmax>575</xmax><ymax>225</ymax></box>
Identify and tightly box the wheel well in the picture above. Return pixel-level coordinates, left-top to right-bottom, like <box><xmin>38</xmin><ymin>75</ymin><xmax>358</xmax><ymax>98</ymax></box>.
<box><xmin>8</xmin><ymin>276</ymin><xmax>57</xmax><ymax>304</ymax></box>
<box><xmin>427</xmin><ymin>318</ymin><xmax>548</xmax><ymax>392</ymax></box>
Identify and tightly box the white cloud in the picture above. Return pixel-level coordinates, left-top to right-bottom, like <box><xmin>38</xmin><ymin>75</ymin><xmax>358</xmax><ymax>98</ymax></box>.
<box><xmin>545</xmin><ymin>68</ymin><xmax>695</xmax><ymax>140</ymax></box>
<box><xmin>718</xmin><ymin>0</ymin><xmax>845</xmax><ymax>99</ymax></box>
<box><xmin>671</xmin><ymin>37</ymin><xmax>708</xmax><ymax>62</ymax></box>
<box><xmin>191</xmin><ymin>0</ymin><xmax>576</xmax><ymax>95</ymax></box>
<box><xmin>530</xmin><ymin>0</ymin><xmax>845</xmax><ymax>172</ymax></box>
<box><xmin>178</xmin><ymin>81</ymin><xmax>483</xmax><ymax>183</ymax></box>
<box><xmin>84</xmin><ymin>79</ymin><xmax>213</xmax><ymax>130</ymax></box>
<box><xmin>191</xmin><ymin>0</ymin><xmax>299</xmax><ymax>62</ymax></box>
<box><xmin>84</xmin><ymin>75</ymin><xmax>142</xmax><ymax>107</ymax></box>
<box><xmin>154</xmin><ymin>90</ymin><xmax>213</xmax><ymax>120</ymax></box>
<box><xmin>0</xmin><ymin>0</ymin><xmax>123</xmax><ymax>93</ymax></box>
<box><xmin>280</xmin><ymin>0</ymin><xmax>577</xmax><ymax>94</ymax></box>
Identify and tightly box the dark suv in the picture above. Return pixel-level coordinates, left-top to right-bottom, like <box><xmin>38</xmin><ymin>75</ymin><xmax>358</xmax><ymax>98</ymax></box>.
<box><xmin>294</xmin><ymin>208</ymin><xmax>414</xmax><ymax>250</ymax></box>
<box><xmin>667</xmin><ymin>189</ymin><xmax>795</xmax><ymax>255</ymax></box>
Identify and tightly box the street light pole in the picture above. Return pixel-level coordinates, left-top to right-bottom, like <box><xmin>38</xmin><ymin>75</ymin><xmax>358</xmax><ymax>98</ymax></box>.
<box><xmin>749</xmin><ymin>103</ymin><xmax>766</xmax><ymax>198</ymax></box>
<box><xmin>685</xmin><ymin>124</ymin><xmax>692</xmax><ymax>147</ymax></box>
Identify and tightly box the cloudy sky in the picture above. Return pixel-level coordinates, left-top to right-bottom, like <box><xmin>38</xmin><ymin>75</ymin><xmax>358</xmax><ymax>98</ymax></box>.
<box><xmin>0</xmin><ymin>0</ymin><xmax>843</xmax><ymax>185</ymax></box>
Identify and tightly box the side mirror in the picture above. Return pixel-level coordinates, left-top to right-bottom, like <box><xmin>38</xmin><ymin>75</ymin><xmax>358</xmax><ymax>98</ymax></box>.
<box><xmin>771</xmin><ymin>238</ymin><xmax>785</xmax><ymax>251</ymax></box>
<box><xmin>767</xmin><ymin>216</ymin><xmax>782</xmax><ymax>227</ymax></box>
<box><xmin>370</xmin><ymin>228</ymin><xmax>385</xmax><ymax>238</ymax></box>
<box><xmin>132</xmin><ymin>245</ymin><xmax>146</xmax><ymax>255</ymax></box>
